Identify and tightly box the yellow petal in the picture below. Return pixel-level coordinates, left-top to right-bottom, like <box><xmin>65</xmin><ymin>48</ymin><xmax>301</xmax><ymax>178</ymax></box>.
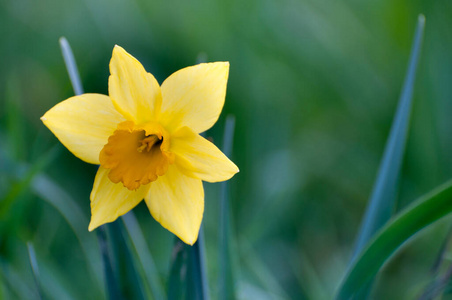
<box><xmin>171</xmin><ymin>127</ymin><xmax>239</xmax><ymax>182</ymax></box>
<box><xmin>89</xmin><ymin>166</ymin><xmax>149</xmax><ymax>231</ymax></box>
<box><xmin>109</xmin><ymin>45</ymin><xmax>162</xmax><ymax>124</ymax></box>
<box><xmin>159</xmin><ymin>62</ymin><xmax>229</xmax><ymax>134</ymax></box>
<box><xmin>41</xmin><ymin>94</ymin><xmax>125</xmax><ymax>164</ymax></box>
<box><xmin>145</xmin><ymin>165</ymin><xmax>204</xmax><ymax>245</ymax></box>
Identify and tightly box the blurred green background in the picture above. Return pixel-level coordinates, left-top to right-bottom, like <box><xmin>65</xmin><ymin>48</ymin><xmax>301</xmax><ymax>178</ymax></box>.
<box><xmin>1</xmin><ymin>0</ymin><xmax>452</xmax><ymax>299</ymax></box>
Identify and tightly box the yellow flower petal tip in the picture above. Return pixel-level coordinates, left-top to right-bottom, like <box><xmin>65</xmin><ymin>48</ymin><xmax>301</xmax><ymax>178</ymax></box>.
<box><xmin>88</xmin><ymin>222</ymin><xmax>97</xmax><ymax>232</ymax></box>
<box><xmin>42</xmin><ymin>46</ymin><xmax>238</xmax><ymax>244</ymax></box>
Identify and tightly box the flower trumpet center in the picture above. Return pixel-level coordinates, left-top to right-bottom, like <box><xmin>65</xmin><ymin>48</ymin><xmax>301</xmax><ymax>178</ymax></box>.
<box><xmin>100</xmin><ymin>121</ymin><xmax>175</xmax><ymax>190</ymax></box>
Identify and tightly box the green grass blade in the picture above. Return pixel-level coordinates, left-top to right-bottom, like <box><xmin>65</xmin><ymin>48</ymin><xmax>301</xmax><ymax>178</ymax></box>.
<box><xmin>122</xmin><ymin>212</ymin><xmax>166</xmax><ymax>300</ymax></box>
<box><xmin>106</xmin><ymin>221</ymin><xmax>147</xmax><ymax>300</ymax></box>
<box><xmin>97</xmin><ymin>226</ymin><xmax>122</xmax><ymax>300</ymax></box>
<box><xmin>219</xmin><ymin>115</ymin><xmax>236</xmax><ymax>300</ymax></box>
<box><xmin>59</xmin><ymin>37</ymin><xmax>84</xmax><ymax>95</ymax></box>
<box><xmin>168</xmin><ymin>238</ymin><xmax>188</xmax><ymax>300</ymax></box>
<box><xmin>168</xmin><ymin>231</ymin><xmax>210</xmax><ymax>300</ymax></box>
<box><xmin>59</xmin><ymin>37</ymin><xmax>146</xmax><ymax>300</ymax></box>
<box><xmin>27</xmin><ymin>242</ymin><xmax>44</xmax><ymax>300</ymax></box>
<box><xmin>336</xmin><ymin>179</ymin><xmax>452</xmax><ymax>300</ymax></box>
<box><xmin>187</xmin><ymin>227</ymin><xmax>210</xmax><ymax>300</ymax></box>
<box><xmin>353</xmin><ymin>14</ymin><xmax>426</xmax><ymax>257</ymax></box>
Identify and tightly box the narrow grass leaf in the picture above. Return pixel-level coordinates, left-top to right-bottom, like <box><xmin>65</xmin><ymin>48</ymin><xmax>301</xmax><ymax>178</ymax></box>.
<box><xmin>59</xmin><ymin>37</ymin><xmax>84</xmax><ymax>95</ymax></box>
<box><xmin>56</xmin><ymin>37</ymin><xmax>106</xmax><ymax>297</ymax></box>
<box><xmin>168</xmin><ymin>238</ymin><xmax>188</xmax><ymax>300</ymax></box>
<box><xmin>352</xmin><ymin>14</ymin><xmax>426</xmax><ymax>258</ymax></box>
<box><xmin>27</xmin><ymin>242</ymin><xmax>43</xmax><ymax>300</ymax></box>
<box><xmin>122</xmin><ymin>212</ymin><xmax>166</xmax><ymax>300</ymax></box>
<box><xmin>106</xmin><ymin>221</ymin><xmax>147</xmax><ymax>300</ymax></box>
<box><xmin>97</xmin><ymin>226</ymin><xmax>122</xmax><ymax>300</ymax></box>
<box><xmin>219</xmin><ymin>115</ymin><xmax>236</xmax><ymax>300</ymax></box>
<box><xmin>187</xmin><ymin>227</ymin><xmax>210</xmax><ymax>300</ymax></box>
<box><xmin>336</xmin><ymin>179</ymin><xmax>452</xmax><ymax>300</ymax></box>
<box><xmin>176</xmin><ymin>60</ymin><xmax>210</xmax><ymax>299</ymax></box>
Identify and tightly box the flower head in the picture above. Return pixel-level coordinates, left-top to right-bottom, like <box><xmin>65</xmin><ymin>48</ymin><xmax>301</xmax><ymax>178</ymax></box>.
<box><xmin>41</xmin><ymin>46</ymin><xmax>238</xmax><ymax>244</ymax></box>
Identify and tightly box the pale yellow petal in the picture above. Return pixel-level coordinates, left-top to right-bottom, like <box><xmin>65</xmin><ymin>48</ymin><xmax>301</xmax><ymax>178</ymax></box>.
<box><xmin>109</xmin><ymin>45</ymin><xmax>162</xmax><ymax>124</ymax></box>
<box><xmin>41</xmin><ymin>94</ymin><xmax>125</xmax><ymax>164</ymax></box>
<box><xmin>171</xmin><ymin>127</ymin><xmax>239</xmax><ymax>182</ymax></box>
<box><xmin>89</xmin><ymin>166</ymin><xmax>149</xmax><ymax>231</ymax></box>
<box><xmin>159</xmin><ymin>62</ymin><xmax>229</xmax><ymax>133</ymax></box>
<box><xmin>145</xmin><ymin>165</ymin><xmax>204</xmax><ymax>245</ymax></box>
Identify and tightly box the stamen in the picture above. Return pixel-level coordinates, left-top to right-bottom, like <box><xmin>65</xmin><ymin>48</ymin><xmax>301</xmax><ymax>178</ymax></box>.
<box><xmin>137</xmin><ymin>135</ymin><xmax>161</xmax><ymax>152</ymax></box>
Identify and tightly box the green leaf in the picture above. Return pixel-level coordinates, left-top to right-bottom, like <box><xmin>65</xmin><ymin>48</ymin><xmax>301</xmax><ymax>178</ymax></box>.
<box><xmin>167</xmin><ymin>229</ymin><xmax>210</xmax><ymax>300</ymax></box>
<box><xmin>57</xmin><ymin>36</ymin><xmax>108</xmax><ymax>298</ymax></box>
<box><xmin>97</xmin><ymin>226</ymin><xmax>122</xmax><ymax>300</ymax></box>
<box><xmin>168</xmin><ymin>234</ymin><xmax>209</xmax><ymax>300</ymax></box>
<box><xmin>27</xmin><ymin>242</ymin><xmax>44</xmax><ymax>300</ymax></box>
<box><xmin>59</xmin><ymin>37</ymin><xmax>84</xmax><ymax>96</ymax></box>
<box><xmin>218</xmin><ymin>115</ymin><xmax>236</xmax><ymax>300</ymax></box>
<box><xmin>122</xmin><ymin>212</ymin><xmax>166</xmax><ymax>300</ymax></box>
<box><xmin>106</xmin><ymin>221</ymin><xmax>147</xmax><ymax>300</ymax></box>
<box><xmin>352</xmin><ymin>14</ymin><xmax>426</xmax><ymax>258</ymax></box>
<box><xmin>187</xmin><ymin>228</ymin><xmax>210</xmax><ymax>300</ymax></box>
<box><xmin>336</xmin><ymin>179</ymin><xmax>452</xmax><ymax>300</ymax></box>
<box><xmin>348</xmin><ymin>15</ymin><xmax>426</xmax><ymax>298</ymax></box>
<box><xmin>168</xmin><ymin>238</ymin><xmax>188</xmax><ymax>300</ymax></box>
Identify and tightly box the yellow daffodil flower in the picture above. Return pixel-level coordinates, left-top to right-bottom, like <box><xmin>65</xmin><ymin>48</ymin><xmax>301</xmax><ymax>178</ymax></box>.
<box><xmin>41</xmin><ymin>45</ymin><xmax>239</xmax><ymax>245</ymax></box>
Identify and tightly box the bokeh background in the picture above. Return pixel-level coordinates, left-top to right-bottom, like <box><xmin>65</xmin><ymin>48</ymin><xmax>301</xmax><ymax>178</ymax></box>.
<box><xmin>1</xmin><ymin>0</ymin><xmax>452</xmax><ymax>299</ymax></box>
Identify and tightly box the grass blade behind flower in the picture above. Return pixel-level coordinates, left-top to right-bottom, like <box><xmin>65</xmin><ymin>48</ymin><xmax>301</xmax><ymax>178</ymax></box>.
<box><xmin>122</xmin><ymin>212</ymin><xmax>166</xmax><ymax>300</ymax></box>
<box><xmin>59</xmin><ymin>37</ymin><xmax>84</xmax><ymax>96</ymax></box>
<box><xmin>167</xmin><ymin>232</ymin><xmax>209</xmax><ymax>300</ymax></box>
<box><xmin>168</xmin><ymin>238</ymin><xmax>188</xmax><ymax>300</ymax></box>
<box><xmin>97</xmin><ymin>226</ymin><xmax>122</xmax><ymax>300</ymax></box>
<box><xmin>187</xmin><ymin>227</ymin><xmax>210</xmax><ymax>300</ymax></box>
<box><xmin>106</xmin><ymin>221</ymin><xmax>147</xmax><ymax>300</ymax></box>
<box><xmin>168</xmin><ymin>52</ymin><xmax>213</xmax><ymax>300</ymax></box>
<box><xmin>219</xmin><ymin>115</ymin><xmax>236</xmax><ymax>300</ymax></box>
<box><xmin>60</xmin><ymin>37</ymin><xmax>152</xmax><ymax>300</ymax></box>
